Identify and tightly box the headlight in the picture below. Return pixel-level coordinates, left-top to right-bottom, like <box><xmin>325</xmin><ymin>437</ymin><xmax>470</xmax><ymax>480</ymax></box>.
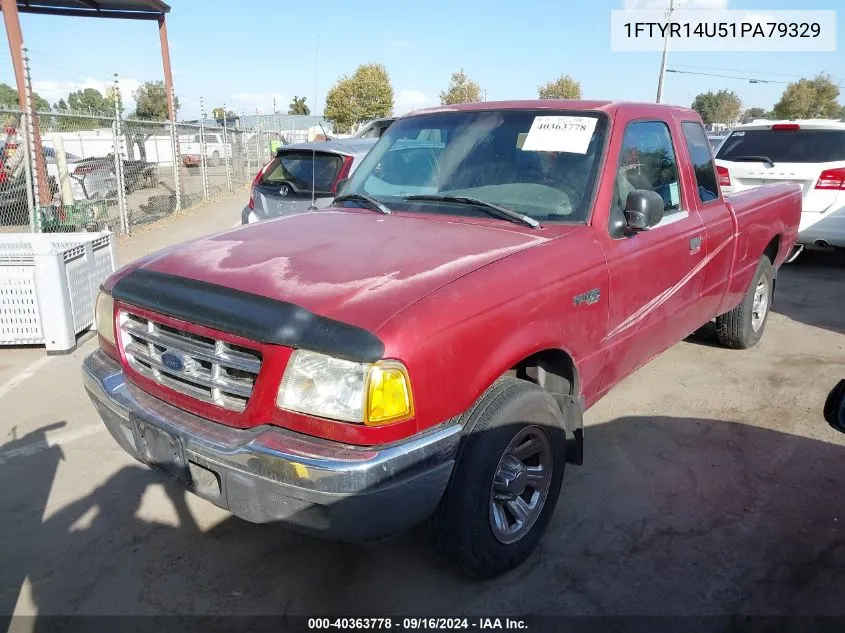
<box><xmin>94</xmin><ymin>291</ymin><xmax>116</xmax><ymax>345</ymax></box>
<box><xmin>277</xmin><ymin>350</ymin><xmax>414</xmax><ymax>425</ymax></box>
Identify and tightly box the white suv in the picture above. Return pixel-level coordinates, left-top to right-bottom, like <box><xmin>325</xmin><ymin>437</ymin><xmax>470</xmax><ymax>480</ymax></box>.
<box><xmin>715</xmin><ymin>119</ymin><xmax>845</xmax><ymax>251</ymax></box>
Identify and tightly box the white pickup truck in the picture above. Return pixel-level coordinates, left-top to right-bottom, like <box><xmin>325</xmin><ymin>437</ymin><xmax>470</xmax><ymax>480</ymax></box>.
<box><xmin>181</xmin><ymin>132</ymin><xmax>232</xmax><ymax>167</ymax></box>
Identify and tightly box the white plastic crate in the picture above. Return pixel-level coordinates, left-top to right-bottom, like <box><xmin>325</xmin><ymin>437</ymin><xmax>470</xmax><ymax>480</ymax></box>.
<box><xmin>0</xmin><ymin>232</ymin><xmax>117</xmax><ymax>352</ymax></box>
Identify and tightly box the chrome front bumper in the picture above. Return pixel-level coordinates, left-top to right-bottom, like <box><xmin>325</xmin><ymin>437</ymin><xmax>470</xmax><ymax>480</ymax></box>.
<box><xmin>82</xmin><ymin>350</ymin><xmax>460</xmax><ymax>541</ymax></box>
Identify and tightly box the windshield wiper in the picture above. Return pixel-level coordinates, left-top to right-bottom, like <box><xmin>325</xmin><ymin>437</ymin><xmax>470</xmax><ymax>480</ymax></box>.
<box><xmin>728</xmin><ymin>155</ymin><xmax>775</xmax><ymax>167</ymax></box>
<box><xmin>334</xmin><ymin>193</ymin><xmax>392</xmax><ymax>215</ymax></box>
<box><xmin>404</xmin><ymin>195</ymin><xmax>540</xmax><ymax>229</ymax></box>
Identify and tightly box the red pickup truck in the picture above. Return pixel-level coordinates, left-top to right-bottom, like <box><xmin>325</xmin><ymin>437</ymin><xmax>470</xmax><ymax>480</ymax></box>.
<box><xmin>83</xmin><ymin>101</ymin><xmax>801</xmax><ymax>579</ymax></box>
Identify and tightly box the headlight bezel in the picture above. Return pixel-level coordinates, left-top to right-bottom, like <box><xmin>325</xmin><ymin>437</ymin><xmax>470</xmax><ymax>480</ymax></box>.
<box><xmin>94</xmin><ymin>290</ymin><xmax>116</xmax><ymax>346</ymax></box>
<box><xmin>276</xmin><ymin>349</ymin><xmax>415</xmax><ymax>426</ymax></box>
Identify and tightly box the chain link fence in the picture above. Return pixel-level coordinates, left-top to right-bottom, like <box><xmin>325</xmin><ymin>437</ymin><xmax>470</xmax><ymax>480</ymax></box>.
<box><xmin>2</xmin><ymin>42</ymin><xmax>335</xmax><ymax>235</ymax></box>
<box><xmin>0</xmin><ymin>106</ymin><xmax>310</xmax><ymax>235</ymax></box>
<box><xmin>0</xmin><ymin>109</ymin><xmax>33</xmax><ymax>232</ymax></box>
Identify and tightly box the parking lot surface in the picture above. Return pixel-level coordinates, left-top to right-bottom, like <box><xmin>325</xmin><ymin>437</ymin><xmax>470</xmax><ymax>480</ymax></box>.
<box><xmin>1</xmin><ymin>209</ymin><xmax>843</xmax><ymax>619</ymax></box>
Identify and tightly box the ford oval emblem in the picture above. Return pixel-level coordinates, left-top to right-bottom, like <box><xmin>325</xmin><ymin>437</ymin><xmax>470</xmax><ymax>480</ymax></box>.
<box><xmin>161</xmin><ymin>350</ymin><xmax>185</xmax><ymax>372</ymax></box>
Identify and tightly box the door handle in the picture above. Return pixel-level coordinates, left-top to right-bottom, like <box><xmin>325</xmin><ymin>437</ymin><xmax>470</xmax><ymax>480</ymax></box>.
<box><xmin>690</xmin><ymin>236</ymin><xmax>703</xmax><ymax>253</ymax></box>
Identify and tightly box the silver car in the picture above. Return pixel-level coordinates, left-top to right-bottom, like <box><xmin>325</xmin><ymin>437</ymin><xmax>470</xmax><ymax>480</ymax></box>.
<box><xmin>242</xmin><ymin>138</ymin><xmax>377</xmax><ymax>224</ymax></box>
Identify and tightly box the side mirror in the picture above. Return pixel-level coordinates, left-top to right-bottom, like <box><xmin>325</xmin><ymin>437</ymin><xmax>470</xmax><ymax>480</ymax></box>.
<box><xmin>824</xmin><ymin>379</ymin><xmax>845</xmax><ymax>433</ymax></box>
<box><xmin>334</xmin><ymin>178</ymin><xmax>350</xmax><ymax>196</ymax></box>
<box><xmin>624</xmin><ymin>189</ymin><xmax>664</xmax><ymax>233</ymax></box>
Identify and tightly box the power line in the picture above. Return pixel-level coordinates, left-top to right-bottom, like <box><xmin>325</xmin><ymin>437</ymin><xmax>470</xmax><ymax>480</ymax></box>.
<box><xmin>27</xmin><ymin>63</ymin><xmax>111</xmax><ymax>85</ymax></box>
<box><xmin>25</xmin><ymin>48</ymin><xmax>118</xmax><ymax>77</ymax></box>
<box><xmin>667</xmin><ymin>68</ymin><xmax>792</xmax><ymax>84</ymax></box>
<box><xmin>668</xmin><ymin>67</ymin><xmax>845</xmax><ymax>88</ymax></box>
<box><xmin>671</xmin><ymin>64</ymin><xmax>840</xmax><ymax>82</ymax></box>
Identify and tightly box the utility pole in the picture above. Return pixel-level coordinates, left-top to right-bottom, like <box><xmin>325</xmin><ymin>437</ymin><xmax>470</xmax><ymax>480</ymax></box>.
<box><xmin>655</xmin><ymin>0</ymin><xmax>676</xmax><ymax>103</ymax></box>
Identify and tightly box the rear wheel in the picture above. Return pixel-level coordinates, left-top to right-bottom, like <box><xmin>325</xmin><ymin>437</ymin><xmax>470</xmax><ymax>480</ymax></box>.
<box><xmin>210</xmin><ymin>151</ymin><xmax>221</xmax><ymax>167</ymax></box>
<box><xmin>426</xmin><ymin>377</ymin><xmax>567</xmax><ymax>579</ymax></box>
<box><xmin>715</xmin><ymin>255</ymin><xmax>774</xmax><ymax>349</ymax></box>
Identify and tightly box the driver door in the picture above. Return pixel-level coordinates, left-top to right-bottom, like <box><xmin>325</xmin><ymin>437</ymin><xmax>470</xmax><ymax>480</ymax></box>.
<box><xmin>599</xmin><ymin>119</ymin><xmax>707</xmax><ymax>393</ymax></box>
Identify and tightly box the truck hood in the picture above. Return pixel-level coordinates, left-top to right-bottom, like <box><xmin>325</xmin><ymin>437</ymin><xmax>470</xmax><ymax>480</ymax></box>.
<box><xmin>138</xmin><ymin>210</ymin><xmax>553</xmax><ymax>332</ymax></box>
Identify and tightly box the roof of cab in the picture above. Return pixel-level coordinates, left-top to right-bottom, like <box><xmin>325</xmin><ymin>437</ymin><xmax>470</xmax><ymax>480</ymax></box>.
<box><xmin>401</xmin><ymin>100</ymin><xmax>700</xmax><ymax>119</ymax></box>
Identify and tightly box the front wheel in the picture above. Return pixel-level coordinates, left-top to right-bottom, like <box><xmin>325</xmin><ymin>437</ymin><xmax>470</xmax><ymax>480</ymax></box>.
<box><xmin>715</xmin><ymin>255</ymin><xmax>774</xmax><ymax>349</ymax></box>
<box><xmin>426</xmin><ymin>377</ymin><xmax>567</xmax><ymax>579</ymax></box>
<box><xmin>209</xmin><ymin>151</ymin><xmax>221</xmax><ymax>167</ymax></box>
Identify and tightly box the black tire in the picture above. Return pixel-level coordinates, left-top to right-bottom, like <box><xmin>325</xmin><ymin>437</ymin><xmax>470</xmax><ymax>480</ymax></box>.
<box><xmin>824</xmin><ymin>379</ymin><xmax>845</xmax><ymax>432</ymax></box>
<box><xmin>426</xmin><ymin>377</ymin><xmax>567</xmax><ymax>579</ymax></box>
<box><xmin>210</xmin><ymin>151</ymin><xmax>221</xmax><ymax>167</ymax></box>
<box><xmin>715</xmin><ymin>255</ymin><xmax>774</xmax><ymax>349</ymax></box>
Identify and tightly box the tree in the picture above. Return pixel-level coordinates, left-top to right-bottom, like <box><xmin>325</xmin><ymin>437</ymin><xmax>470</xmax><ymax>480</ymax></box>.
<box><xmin>691</xmin><ymin>90</ymin><xmax>742</xmax><ymax>126</ymax></box>
<box><xmin>439</xmin><ymin>69</ymin><xmax>481</xmax><ymax>105</ymax></box>
<box><xmin>773</xmin><ymin>74</ymin><xmax>841</xmax><ymax>119</ymax></box>
<box><xmin>324</xmin><ymin>78</ymin><xmax>356</xmax><ymax>133</ymax></box>
<box><xmin>324</xmin><ymin>64</ymin><xmax>394</xmax><ymax>134</ymax></box>
<box><xmin>288</xmin><ymin>96</ymin><xmax>310</xmax><ymax>115</ymax></box>
<box><xmin>132</xmin><ymin>80</ymin><xmax>179</xmax><ymax>120</ymax></box>
<box><xmin>740</xmin><ymin>107</ymin><xmax>771</xmax><ymax>123</ymax></box>
<box><xmin>538</xmin><ymin>74</ymin><xmax>582</xmax><ymax>100</ymax></box>
<box><xmin>66</xmin><ymin>88</ymin><xmax>111</xmax><ymax>116</ymax></box>
<box><xmin>0</xmin><ymin>82</ymin><xmax>49</xmax><ymax>112</ymax></box>
<box><xmin>211</xmin><ymin>107</ymin><xmax>237</xmax><ymax>126</ymax></box>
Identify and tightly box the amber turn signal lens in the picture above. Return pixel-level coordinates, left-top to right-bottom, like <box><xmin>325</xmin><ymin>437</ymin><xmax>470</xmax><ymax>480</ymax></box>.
<box><xmin>365</xmin><ymin>362</ymin><xmax>414</xmax><ymax>425</ymax></box>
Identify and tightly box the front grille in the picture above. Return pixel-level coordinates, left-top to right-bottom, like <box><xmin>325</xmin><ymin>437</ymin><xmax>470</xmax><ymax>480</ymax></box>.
<box><xmin>119</xmin><ymin>311</ymin><xmax>262</xmax><ymax>412</ymax></box>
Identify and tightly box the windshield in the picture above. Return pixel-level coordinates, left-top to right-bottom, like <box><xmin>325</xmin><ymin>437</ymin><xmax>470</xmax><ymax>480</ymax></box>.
<box><xmin>342</xmin><ymin>109</ymin><xmax>609</xmax><ymax>222</ymax></box>
<box><xmin>259</xmin><ymin>151</ymin><xmax>345</xmax><ymax>194</ymax></box>
<box><xmin>716</xmin><ymin>128</ymin><xmax>845</xmax><ymax>163</ymax></box>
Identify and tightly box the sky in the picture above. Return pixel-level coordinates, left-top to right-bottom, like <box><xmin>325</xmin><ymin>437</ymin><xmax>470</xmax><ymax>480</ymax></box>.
<box><xmin>1</xmin><ymin>0</ymin><xmax>843</xmax><ymax>120</ymax></box>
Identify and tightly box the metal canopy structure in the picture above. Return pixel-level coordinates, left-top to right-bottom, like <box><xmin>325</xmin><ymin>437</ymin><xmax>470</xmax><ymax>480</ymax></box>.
<box><xmin>1</xmin><ymin>0</ymin><xmax>174</xmax><ymax>206</ymax></box>
<box><xmin>13</xmin><ymin>0</ymin><xmax>169</xmax><ymax>20</ymax></box>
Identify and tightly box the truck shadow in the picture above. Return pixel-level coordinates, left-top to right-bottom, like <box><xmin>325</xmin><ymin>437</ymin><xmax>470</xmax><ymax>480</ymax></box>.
<box><xmin>2</xmin><ymin>415</ymin><xmax>844</xmax><ymax>622</ymax></box>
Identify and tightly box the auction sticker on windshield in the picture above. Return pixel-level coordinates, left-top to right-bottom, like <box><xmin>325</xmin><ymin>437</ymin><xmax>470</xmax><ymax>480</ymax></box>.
<box><xmin>521</xmin><ymin>116</ymin><xmax>598</xmax><ymax>154</ymax></box>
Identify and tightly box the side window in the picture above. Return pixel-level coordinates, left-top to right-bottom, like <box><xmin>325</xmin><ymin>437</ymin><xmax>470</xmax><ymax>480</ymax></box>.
<box><xmin>614</xmin><ymin>121</ymin><xmax>682</xmax><ymax>215</ymax></box>
<box><xmin>681</xmin><ymin>121</ymin><xmax>720</xmax><ymax>203</ymax></box>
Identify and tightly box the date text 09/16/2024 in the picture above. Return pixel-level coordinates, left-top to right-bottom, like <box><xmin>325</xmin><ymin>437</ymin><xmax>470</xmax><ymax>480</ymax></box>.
<box><xmin>307</xmin><ymin>618</ymin><xmax>529</xmax><ymax>630</ymax></box>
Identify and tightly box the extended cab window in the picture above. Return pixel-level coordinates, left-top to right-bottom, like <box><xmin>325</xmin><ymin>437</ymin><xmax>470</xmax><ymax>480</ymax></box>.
<box><xmin>681</xmin><ymin>121</ymin><xmax>720</xmax><ymax>202</ymax></box>
<box><xmin>614</xmin><ymin>121</ymin><xmax>682</xmax><ymax>216</ymax></box>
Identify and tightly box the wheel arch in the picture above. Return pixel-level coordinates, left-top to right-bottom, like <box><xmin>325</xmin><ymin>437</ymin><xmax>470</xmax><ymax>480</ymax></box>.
<box><xmin>763</xmin><ymin>233</ymin><xmax>781</xmax><ymax>299</ymax></box>
<box><xmin>504</xmin><ymin>347</ymin><xmax>584</xmax><ymax>466</ymax></box>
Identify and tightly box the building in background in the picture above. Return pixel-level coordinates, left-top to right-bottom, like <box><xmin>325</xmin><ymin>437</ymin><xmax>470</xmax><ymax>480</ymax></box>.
<box><xmin>199</xmin><ymin>114</ymin><xmax>334</xmax><ymax>144</ymax></box>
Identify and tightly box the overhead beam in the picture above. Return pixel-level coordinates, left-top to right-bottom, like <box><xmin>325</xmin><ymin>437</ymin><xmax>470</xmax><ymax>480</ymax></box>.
<box><xmin>10</xmin><ymin>6</ymin><xmax>163</xmax><ymax>19</ymax></box>
<box><xmin>74</xmin><ymin>0</ymin><xmax>103</xmax><ymax>10</ymax></box>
